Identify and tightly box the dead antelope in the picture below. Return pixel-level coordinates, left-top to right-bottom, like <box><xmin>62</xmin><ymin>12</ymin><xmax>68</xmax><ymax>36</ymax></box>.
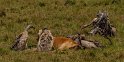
<box><xmin>11</xmin><ymin>25</ymin><xmax>35</xmax><ymax>51</ymax></box>
<box><xmin>37</xmin><ymin>28</ymin><xmax>78</xmax><ymax>51</ymax></box>
<box><xmin>53</xmin><ymin>37</ymin><xmax>78</xmax><ymax>50</ymax></box>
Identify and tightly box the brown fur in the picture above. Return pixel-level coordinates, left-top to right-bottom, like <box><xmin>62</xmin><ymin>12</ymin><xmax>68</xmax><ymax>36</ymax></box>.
<box><xmin>53</xmin><ymin>37</ymin><xmax>78</xmax><ymax>50</ymax></box>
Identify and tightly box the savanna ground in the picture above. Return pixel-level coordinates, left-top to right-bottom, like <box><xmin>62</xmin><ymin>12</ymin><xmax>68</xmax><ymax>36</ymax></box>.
<box><xmin>0</xmin><ymin>0</ymin><xmax>124</xmax><ymax>62</ymax></box>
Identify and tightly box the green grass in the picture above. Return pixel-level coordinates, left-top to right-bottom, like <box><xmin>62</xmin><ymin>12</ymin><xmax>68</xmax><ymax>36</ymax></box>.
<box><xmin>0</xmin><ymin>0</ymin><xmax>124</xmax><ymax>62</ymax></box>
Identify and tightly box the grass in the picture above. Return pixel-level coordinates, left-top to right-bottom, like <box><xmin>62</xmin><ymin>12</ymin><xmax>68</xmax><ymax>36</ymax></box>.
<box><xmin>0</xmin><ymin>0</ymin><xmax>124</xmax><ymax>62</ymax></box>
